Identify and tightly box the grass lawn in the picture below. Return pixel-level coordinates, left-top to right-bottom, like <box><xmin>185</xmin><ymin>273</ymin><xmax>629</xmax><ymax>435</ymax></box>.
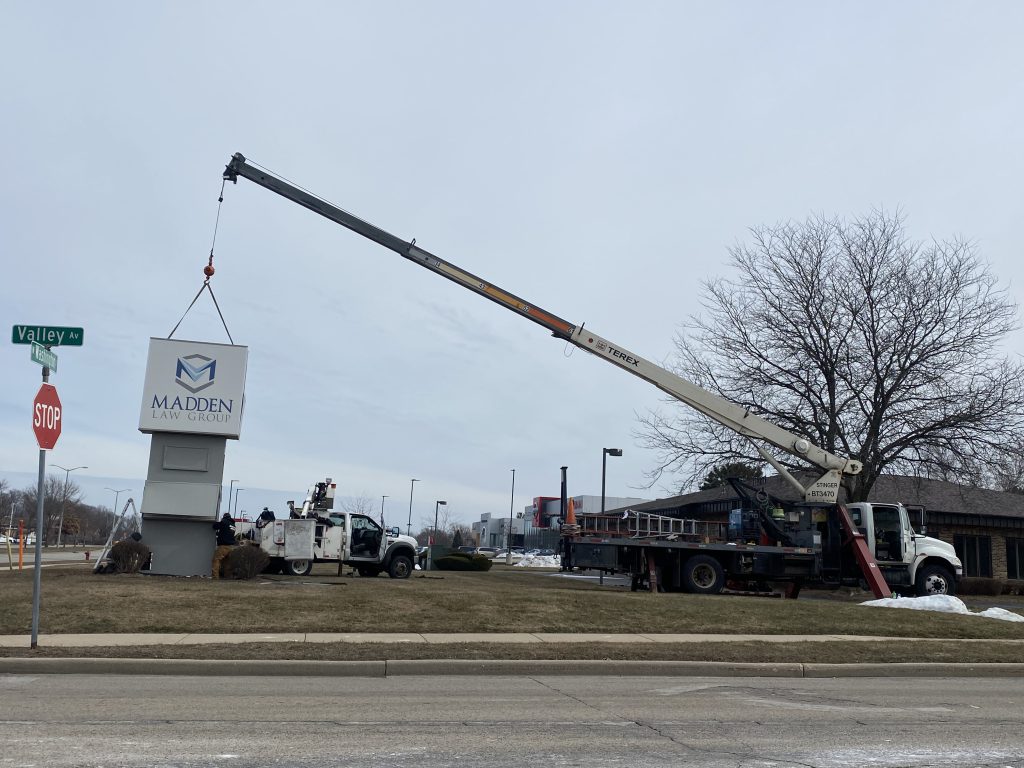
<box><xmin>1</xmin><ymin>564</ymin><xmax>1022</xmax><ymax>661</ymax></box>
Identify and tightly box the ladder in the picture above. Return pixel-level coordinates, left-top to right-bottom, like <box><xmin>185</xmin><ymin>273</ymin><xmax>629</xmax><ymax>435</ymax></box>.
<box><xmin>573</xmin><ymin>511</ymin><xmax>728</xmax><ymax>541</ymax></box>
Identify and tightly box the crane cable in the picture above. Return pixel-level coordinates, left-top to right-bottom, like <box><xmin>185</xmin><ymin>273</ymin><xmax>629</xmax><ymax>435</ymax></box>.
<box><xmin>167</xmin><ymin>178</ymin><xmax>235</xmax><ymax>344</ymax></box>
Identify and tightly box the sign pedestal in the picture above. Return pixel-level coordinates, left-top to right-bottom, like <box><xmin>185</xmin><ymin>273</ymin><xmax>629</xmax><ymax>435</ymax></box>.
<box><xmin>137</xmin><ymin>338</ymin><xmax>248</xmax><ymax>576</ymax></box>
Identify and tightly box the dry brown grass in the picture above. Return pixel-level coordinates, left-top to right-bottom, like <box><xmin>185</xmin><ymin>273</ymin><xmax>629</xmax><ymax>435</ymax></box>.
<box><xmin>2</xmin><ymin>564</ymin><xmax>1023</xmax><ymax>642</ymax></box>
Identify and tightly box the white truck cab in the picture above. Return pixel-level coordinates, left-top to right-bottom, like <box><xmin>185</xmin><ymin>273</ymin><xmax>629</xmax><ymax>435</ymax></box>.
<box><xmin>846</xmin><ymin>502</ymin><xmax>962</xmax><ymax>595</ymax></box>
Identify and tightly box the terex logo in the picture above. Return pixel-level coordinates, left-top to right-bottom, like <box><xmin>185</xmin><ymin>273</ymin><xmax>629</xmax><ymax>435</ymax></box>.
<box><xmin>607</xmin><ymin>346</ymin><xmax>641</xmax><ymax>367</ymax></box>
<box><xmin>175</xmin><ymin>354</ymin><xmax>217</xmax><ymax>393</ymax></box>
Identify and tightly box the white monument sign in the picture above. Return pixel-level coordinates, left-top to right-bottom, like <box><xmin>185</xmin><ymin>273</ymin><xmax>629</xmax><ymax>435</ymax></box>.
<box><xmin>139</xmin><ymin>338</ymin><xmax>248</xmax><ymax>438</ymax></box>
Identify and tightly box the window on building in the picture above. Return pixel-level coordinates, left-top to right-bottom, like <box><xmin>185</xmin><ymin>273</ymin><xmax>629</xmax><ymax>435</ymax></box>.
<box><xmin>953</xmin><ymin>534</ymin><xmax>992</xmax><ymax>578</ymax></box>
<box><xmin>1007</xmin><ymin>537</ymin><xmax>1024</xmax><ymax>580</ymax></box>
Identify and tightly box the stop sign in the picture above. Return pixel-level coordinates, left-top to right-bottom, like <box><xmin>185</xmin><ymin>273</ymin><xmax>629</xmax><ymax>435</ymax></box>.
<box><xmin>32</xmin><ymin>384</ymin><xmax>62</xmax><ymax>450</ymax></box>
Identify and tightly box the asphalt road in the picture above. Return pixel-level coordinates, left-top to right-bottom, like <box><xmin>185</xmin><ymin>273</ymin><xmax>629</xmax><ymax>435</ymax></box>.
<box><xmin>2</xmin><ymin>673</ymin><xmax>1023</xmax><ymax>767</ymax></box>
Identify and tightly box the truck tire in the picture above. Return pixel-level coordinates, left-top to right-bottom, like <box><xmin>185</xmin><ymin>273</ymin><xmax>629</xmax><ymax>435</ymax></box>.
<box><xmin>285</xmin><ymin>559</ymin><xmax>313</xmax><ymax>577</ymax></box>
<box><xmin>915</xmin><ymin>564</ymin><xmax>955</xmax><ymax>597</ymax></box>
<box><xmin>388</xmin><ymin>554</ymin><xmax>414</xmax><ymax>579</ymax></box>
<box><xmin>357</xmin><ymin>566</ymin><xmax>381</xmax><ymax>577</ymax></box>
<box><xmin>682</xmin><ymin>554</ymin><xmax>725</xmax><ymax>595</ymax></box>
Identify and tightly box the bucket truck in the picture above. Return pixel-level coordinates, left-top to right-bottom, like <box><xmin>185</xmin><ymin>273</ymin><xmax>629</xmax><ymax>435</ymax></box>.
<box><xmin>221</xmin><ymin>153</ymin><xmax>961</xmax><ymax>598</ymax></box>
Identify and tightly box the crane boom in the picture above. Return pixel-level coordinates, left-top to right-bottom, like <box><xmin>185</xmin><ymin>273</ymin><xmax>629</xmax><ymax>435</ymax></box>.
<box><xmin>223</xmin><ymin>153</ymin><xmax>862</xmax><ymax>502</ymax></box>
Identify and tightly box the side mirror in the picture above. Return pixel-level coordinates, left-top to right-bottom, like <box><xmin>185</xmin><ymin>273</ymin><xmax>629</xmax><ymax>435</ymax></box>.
<box><xmin>387</xmin><ymin>526</ymin><xmax>400</xmax><ymax>537</ymax></box>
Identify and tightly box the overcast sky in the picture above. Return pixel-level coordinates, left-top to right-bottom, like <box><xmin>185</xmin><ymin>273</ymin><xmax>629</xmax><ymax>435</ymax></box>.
<box><xmin>2</xmin><ymin>1</ymin><xmax>1022</xmax><ymax>528</ymax></box>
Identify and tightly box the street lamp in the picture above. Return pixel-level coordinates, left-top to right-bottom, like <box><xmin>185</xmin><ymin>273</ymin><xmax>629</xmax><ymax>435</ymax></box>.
<box><xmin>227</xmin><ymin>479</ymin><xmax>239</xmax><ymax>516</ymax></box>
<box><xmin>407</xmin><ymin>479</ymin><xmax>419</xmax><ymax>536</ymax></box>
<box><xmin>506</xmin><ymin>469</ymin><xmax>516</xmax><ymax>565</ymax></box>
<box><xmin>52</xmin><ymin>464</ymin><xmax>86</xmax><ymax>548</ymax></box>
<box><xmin>104</xmin><ymin>487</ymin><xmax>131</xmax><ymax>517</ymax></box>
<box><xmin>601</xmin><ymin>448</ymin><xmax>623</xmax><ymax>515</ymax></box>
<box><xmin>233</xmin><ymin>488</ymin><xmax>245</xmax><ymax>518</ymax></box>
<box><xmin>429</xmin><ymin>500</ymin><xmax>447</xmax><ymax>571</ymax></box>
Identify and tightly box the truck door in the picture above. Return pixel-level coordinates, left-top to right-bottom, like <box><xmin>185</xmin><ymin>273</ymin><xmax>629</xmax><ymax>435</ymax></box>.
<box><xmin>348</xmin><ymin>515</ymin><xmax>386</xmax><ymax>563</ymax></box>
<box><xmin>870</xmin><ymin>505</ymin><xmax>903</xmax><ymax>563</ymax></box>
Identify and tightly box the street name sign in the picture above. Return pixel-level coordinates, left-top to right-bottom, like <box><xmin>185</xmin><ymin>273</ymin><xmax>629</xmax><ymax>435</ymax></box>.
<box><xmin>11</xmin><ymin>325</ymin><xmax>84</xmax><ymax>346</ymax></box>
<box><xmin>30</xmin><ymin>342</ymin><xmax>58</xmax><ymax>372</ymax></box>
<box><xmin>32</xmin><ymin>384</ymin><xmax>62</xmax><ymax>450</ymax></box>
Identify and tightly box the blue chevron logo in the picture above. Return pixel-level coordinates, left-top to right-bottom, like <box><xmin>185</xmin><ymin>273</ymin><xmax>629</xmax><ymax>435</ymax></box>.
<box><xmin>175</xmin><ymin>354</ymin><xmax>217</xmax><ymax>393</ymax></box>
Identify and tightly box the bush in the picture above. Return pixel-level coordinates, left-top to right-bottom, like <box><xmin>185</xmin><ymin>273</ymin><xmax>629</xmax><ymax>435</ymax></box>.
<box><xmin>224</xmin><ymin>544</ymin><xmax>270</xmax><ymax>580</ymax></box>
<box><xmin>1002</xmin><ymin>579</ymin><xmax>1024</xmax><ymax>596</ymax></box>
<box><xmin>434</xmin><ymin>552</ymin><xmax>492</xmax><ymax>572</ymax></box>
<box><xmin>957</xmin><ymin>577</ymin><xmax>1005</xmax><ymax>596</ymax></box>
<box><xmin>107</xmin><ymin>540</ymin><xmax>151</xmax><ymax>574</ymax></box>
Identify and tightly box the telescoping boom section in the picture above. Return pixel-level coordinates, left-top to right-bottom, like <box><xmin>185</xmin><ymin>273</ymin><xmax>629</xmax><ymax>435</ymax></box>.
<box><xmin>222</xmin><ymin>153</ymin><xmax>861</xmax><ymax>504</ymax></box>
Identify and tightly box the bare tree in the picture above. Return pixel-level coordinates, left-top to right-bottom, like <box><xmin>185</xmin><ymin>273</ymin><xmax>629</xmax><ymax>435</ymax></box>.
<box><xmin>339</xmin><ymin>495</ymin><xmax>376</xmax><ymax>516</ymax></box>
<box><xmin>638</xmin><ymin>210</ymin><xmax>1024</xmax><ymax>501</ymax></box>
<box><xmin>419</xmin><ymin>504</ymin><xmax>457</xmax><ymax>544</ymax></box>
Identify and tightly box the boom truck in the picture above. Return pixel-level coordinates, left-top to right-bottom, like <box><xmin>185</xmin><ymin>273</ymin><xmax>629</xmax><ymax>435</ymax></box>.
<box><xmin>222</xmin><ymin>153</ymin><xmax>962</xmax><ymax>598</ymax></box>
<box><xmin>251</xmin><ymin>479</ymin><xmax>419</xmax><ymax>578</ymax></box>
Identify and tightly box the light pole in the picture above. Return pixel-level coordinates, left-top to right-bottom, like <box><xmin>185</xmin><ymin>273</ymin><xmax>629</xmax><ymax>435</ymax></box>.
<box><xmin>506</xmin><ymin>469</ymin><xmax>516</xmax><ymax>565</ymax></box>
<box><xmin>407</xmin><ymin>479</ymin><xmax>419</xmax><ymax>536</ymax></box>
<box><xmin>233</xmin><ymin>488</ymin><xmax>245</xmax><ymax>518</ymax></box>
<box><xmin>429</xmin><ymin>500</ymin><xmax>447</xmax><ymax>571</ymax></box>
<box><xmin>381</xmin><ymin>495</ymin><xmax>389</xmax><ymax>524</ymax></box>
<box><xmin>52</xmin><ymin>464</ymin><xmax>86</xmax><ymax>548</ymax></box>
<box><xmin>601</xmin><ymin>448</ymin><xmax>623</xmax><ymax>515</ymax></box>
<box><xmin>227</xmin><ymin>479</ymin><xmax>239</xmax><ymax>515</ymax></box>
<box><xmin>104</xmin><ymin>487</ymin><xmax>131</xmax><ymax>517</ymax></box>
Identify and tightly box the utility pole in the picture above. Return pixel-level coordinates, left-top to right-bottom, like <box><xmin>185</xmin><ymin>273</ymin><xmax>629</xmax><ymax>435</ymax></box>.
<box><xmin>407</xmin><ymin>479</ymin><xmax>419</xmax><ymax>536</ymax></box>
<box><xmin>506</xmin><ymin>469</ymin><xmax>516</xmax><ymax>565</ymax></box>
<box><xmin>429</xmin><ymin>500</ymin><xmax>447</xmax><ymax>571</ymax></box>
<box><xmin>601</xmin><ymin>448</ymin><xmax>623</xmax><ymax>515</ymax></box>
<box><xmin>227</xmin><ymin>479</ymin><xmax>238</xmax><ymax>516</ymax></box>
<box><xmin>52</xmin><ymin>464</ymin><xmax>86</xmax><ymax>548</ymax></box>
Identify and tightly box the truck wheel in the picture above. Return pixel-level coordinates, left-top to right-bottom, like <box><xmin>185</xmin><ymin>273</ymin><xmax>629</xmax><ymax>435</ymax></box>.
<box><xmin>682</xmin><ymin>555</ymin><xmax>725</xmax><ymax>595</ymax></box>
<box><xmin>285</xmin><ymin>559</ymin><xmax>312</xmax><ymax>577</ymax></box>
<box><xmin>388</xmin><ymin>554</ymin><xmax>413</xmax><ymax>579</ymax></box>
<box><xmin>915</xmin><ymin>565</ymin><xmax>955</xmax><ymax>597</ymax></box>
<box><xmin>357</xmin><ymin>566</ymin><xmax>381</xmax><ymax>577</ymax></box>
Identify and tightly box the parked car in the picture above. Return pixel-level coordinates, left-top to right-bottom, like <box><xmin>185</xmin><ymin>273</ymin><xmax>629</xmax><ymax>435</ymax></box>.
<box><xmin>492</xmin><ymin>550</ymin><xmax>525</xmax><ymax>561</ymax></box>
<box><xmin>475</xmin><ymin>547</ymin><xmax>501</xmax><ymax>558</ymax></box>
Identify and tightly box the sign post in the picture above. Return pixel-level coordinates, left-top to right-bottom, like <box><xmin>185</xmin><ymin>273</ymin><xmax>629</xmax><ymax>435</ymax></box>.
<box><xmin>30</xmin><ymin>385</ymin><xmax>62</xmax><ymax>648</ymax></box>
<box><xmin>14</xmin><ymin>324</ymin><xmax>81</xmax><ymax>648</ymax></box>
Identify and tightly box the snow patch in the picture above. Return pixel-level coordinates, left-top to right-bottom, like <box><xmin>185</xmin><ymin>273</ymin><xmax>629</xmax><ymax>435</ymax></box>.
<box><xmin>514</xmin><ymin>555</ymin><xmax>561</xmax><ymax>568</ymax></box>
<box><xmin>862</xmin><ymin>594</ymin><xmax>1024</xmax><ymax>622</ymax></box>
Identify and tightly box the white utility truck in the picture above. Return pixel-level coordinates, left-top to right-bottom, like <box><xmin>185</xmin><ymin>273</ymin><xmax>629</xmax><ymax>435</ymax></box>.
<box><xmin>254</xmin><ymin>479</ymin><xmax>419</xmax><ymax>578</ymax></box>
<box><xmin>221</xmin><ymin>153</ymin><xmax>962</xmax><ymax>598</ymax></box>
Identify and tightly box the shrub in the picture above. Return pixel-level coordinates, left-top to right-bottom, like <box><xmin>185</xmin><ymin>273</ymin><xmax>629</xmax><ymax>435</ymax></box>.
<box><xmin>435</xmin><ymin>552</ymin><xmax>492</xmax><ymax>572</ymax></box>
<box><xmin>1002</xmin><ymin>579</ymin><xmax>1024</xmax><ymax>596</ymax></box>
<box><xmin>957</xmin><ymin>577</ymin><xmax>1005</xmax><ymax>596</ymax></box>
<box><xmin>224</xmin><ymin>544</ymin><xmax>270</xmax><ymax>580</ymax></box>
<box><xmin>107</xmin><ymin>540</ymin><xmax>151</xmax><ymax>574</ymax></box>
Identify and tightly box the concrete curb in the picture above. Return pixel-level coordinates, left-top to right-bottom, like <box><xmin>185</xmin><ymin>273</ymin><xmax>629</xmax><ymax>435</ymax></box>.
<box><xmin>385</xmin><ymin>660</ymin><xmax>804</xmax><ymax>677</ymax></box>
<box><xmin>4</xmin><ymin>658</ymin><xmax>1024</xmax><ymax>677</ymax></box>
<box><xmin>803</xmin><ymin>662</ymin><xmax>1024</xmax><ymax>678</ymax></box>
<box><xmin>0</xmin><ymin>658</ymin><xmax>386</xmax><ymax>677</ymax></box>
